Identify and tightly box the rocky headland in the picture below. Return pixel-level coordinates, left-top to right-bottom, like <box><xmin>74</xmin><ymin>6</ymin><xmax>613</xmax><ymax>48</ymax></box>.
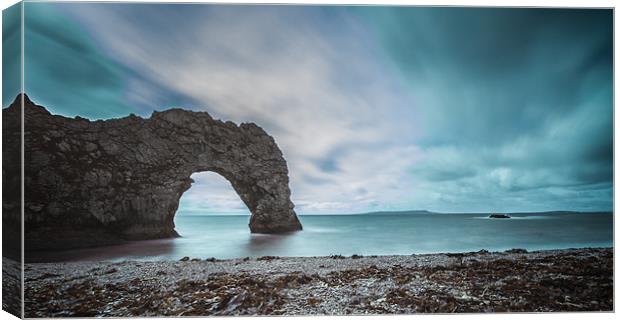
<box><xmin>3</xmin><ymin>94</ymin><xmax>301</xmax><ymax>252</ymax></box>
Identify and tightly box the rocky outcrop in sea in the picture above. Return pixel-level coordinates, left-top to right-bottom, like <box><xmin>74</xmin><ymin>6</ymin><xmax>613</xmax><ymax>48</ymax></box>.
<box><xmin>3</xmin><ymin>94</ymin><xmax>302</xmax><ymax>251</ymax></box>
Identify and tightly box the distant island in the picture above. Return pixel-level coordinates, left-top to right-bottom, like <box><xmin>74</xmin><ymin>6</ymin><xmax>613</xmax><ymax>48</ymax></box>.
<box><xmin>360</xmin><ymin>210</ymin><xmax>610</xmax><ymax>216</ymax></box>
<box><xmin>362</xmin><ymin>210</ymin><xmax>436</xmax><ymax>215</ymax></box>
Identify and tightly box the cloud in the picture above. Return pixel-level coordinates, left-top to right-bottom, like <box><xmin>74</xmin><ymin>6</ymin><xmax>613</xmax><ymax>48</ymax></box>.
<box><xmin>2</xmin><ymin>4</ymin><xmax>21</xmax><ymax>106</ymax></box>
<box><xmin>21</xmin><ymin>4</ymin><xmax>132</xmax><ymax>118</ymax></box>
<box><xmin>22</xmin><ymin>4</ymin><xmax>613</xmax><ymax>213</ymax></box>
<box><xmin>59</xmin><ymin>4</ymin><xmax>422</xmax><ymax>213</ymax></box>
<box><xmin>350</xmin><ymin>7</ymin><xmax>613</xmax><ymax>212</ymax></box>
<box><xmin>355</xmin><ymin>7</ymin><xmax>612</xmax><ymax>147</ymax></box>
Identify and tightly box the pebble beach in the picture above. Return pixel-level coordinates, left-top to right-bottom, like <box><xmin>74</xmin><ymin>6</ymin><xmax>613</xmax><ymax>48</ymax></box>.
<box><xmin>19</xmin><ymin>247</ymin><xmax>613</xmax><ymax>317</ymax></box>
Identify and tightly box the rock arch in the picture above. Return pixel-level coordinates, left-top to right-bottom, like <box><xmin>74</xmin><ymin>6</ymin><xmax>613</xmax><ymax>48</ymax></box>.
<box><xmin>4</xmin><ymin>95</ymin><xmax>302</xmax><ymax>251</ymax></box>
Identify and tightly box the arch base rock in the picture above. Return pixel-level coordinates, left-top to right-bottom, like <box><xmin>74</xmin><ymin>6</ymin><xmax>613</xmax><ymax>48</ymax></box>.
<box><xmin>3</xmin><ymin>95</ymin><xmax>302</xmax><ymax>251</ymax></box>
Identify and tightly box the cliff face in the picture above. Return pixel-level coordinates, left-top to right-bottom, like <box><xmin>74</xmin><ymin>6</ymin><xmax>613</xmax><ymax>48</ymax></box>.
<box><xmin>4</xmin><ymin>94</ymin><xmax>302</xmax><ymax>251</ymax></box>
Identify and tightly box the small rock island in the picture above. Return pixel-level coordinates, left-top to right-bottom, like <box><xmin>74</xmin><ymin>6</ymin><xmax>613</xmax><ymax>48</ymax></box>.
<box><xmin>489</xmin><ymin>214</ymin><xmax>511</xmax><ymax>219</ymax></box>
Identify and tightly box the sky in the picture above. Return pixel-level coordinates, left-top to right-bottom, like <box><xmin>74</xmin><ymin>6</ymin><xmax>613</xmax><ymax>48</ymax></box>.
<box><xmin>4</xmin><ymin>3</ymin><xmax>613</xmax><ymax>214</ymax></box>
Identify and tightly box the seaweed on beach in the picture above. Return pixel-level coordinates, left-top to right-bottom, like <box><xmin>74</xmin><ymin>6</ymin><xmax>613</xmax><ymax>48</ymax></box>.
<box><xmin>24</xmin><ymin>248</ymin><xmax>613</xmax><ymax>317</ymax></box>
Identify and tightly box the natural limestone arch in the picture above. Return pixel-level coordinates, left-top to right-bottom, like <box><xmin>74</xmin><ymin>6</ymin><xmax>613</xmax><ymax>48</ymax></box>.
<box><xmin>3</xmin><ymin>95</ymin><xmax>302</xmax><ymax>251</ymax></box>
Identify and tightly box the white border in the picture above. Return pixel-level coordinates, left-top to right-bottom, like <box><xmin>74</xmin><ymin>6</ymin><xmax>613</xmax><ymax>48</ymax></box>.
<box><xmin>0</xmin><ymin>1</ymin><xmax>616</xmax><ymax>320</ymax></box>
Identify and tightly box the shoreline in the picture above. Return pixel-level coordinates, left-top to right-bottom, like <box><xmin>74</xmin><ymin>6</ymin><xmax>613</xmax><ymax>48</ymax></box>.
<box><xmin>21</xmin><ymin>247</ymin><xmax>613</xmax><ymax>316</ymax></box>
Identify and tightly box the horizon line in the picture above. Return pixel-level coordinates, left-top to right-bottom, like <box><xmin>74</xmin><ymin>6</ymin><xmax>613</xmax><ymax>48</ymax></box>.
<box><xmin>177</xmin><ymin>209</ymin><xmax>614</xmax><ymax>217</ymax></box>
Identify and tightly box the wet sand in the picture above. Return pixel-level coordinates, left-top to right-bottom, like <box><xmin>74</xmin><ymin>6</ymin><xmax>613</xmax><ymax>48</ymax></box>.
<box><xmin>23</xmin><ymin>247</ymin><xmax>612</xmax><ymax>317</ymax></box>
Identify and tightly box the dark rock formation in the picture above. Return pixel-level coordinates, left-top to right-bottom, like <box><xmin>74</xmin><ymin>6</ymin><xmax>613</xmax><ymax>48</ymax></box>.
<box><xmin>2</xmin><ymin>94</ymin><xmax>22</xmax><ymax>259</ymax></box>
<box><xmin>489</xmin><ymin>214</ymin><xmax>511</xmax><ymax>219</ymax></box>
<box><xmin>3</xmin><ymin>94</ymin><xmax>302</xmax><ymax>251</ymax></box>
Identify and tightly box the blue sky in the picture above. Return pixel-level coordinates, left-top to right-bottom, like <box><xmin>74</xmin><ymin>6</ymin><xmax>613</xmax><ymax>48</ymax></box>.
<box><xmin>6</xmin><ymin>3</ymin><xmax>613</xmax><ymax>214</ymax></box>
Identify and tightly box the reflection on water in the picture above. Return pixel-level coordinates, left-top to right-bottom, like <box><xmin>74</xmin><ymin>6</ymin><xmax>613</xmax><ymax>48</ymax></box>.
<box><xmin>25</xmin><ymin>212</ymin><xmax>613</xmax><ymax>262</ymax></box>
<box><xmin>245</xmin><ymin>234</ymin><xmax>294</xmax><ymax>252</ymax></box>
<box><xmin>26</xmin><ymin>238</ymin><xmax>177</xmax><ymax>263</ymax></box>
<box><xmin>471</xmin><ymin>215</ymin><xmax>555</xmax><ymax>220</ymax></box>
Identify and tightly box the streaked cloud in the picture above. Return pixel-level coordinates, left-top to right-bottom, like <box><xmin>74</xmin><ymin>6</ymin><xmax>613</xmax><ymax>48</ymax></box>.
<box><xmin>18</xmin><ymin>3</ymin><xmax>613</xmax><ymax>214</ymax></box>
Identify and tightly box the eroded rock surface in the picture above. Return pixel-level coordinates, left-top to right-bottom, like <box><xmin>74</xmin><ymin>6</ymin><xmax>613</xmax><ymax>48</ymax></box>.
<box><xmin>3</xmin><ymin>94</ymin><xmax>301</xmax><ymax>250</ymax></box>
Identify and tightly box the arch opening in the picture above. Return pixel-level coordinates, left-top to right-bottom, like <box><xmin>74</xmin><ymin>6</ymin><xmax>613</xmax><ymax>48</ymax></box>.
<box><xmin>177</xmin><ymin>171</ymin><xmax>251</xmax><ymax>217</ymax></box>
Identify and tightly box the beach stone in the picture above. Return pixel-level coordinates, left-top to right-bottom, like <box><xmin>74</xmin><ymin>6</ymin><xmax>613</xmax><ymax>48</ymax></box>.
<box><xmin>4</xmin><ymin>94</ymin><xmax>302</xmax><ymax>251</ymax></box>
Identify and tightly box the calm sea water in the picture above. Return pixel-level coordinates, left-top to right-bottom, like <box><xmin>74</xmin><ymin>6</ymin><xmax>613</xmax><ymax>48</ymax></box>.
<box><xmin>30</xmin><ymin>212</ymin><xmax>613</xmax><ymax>262</ymax></box>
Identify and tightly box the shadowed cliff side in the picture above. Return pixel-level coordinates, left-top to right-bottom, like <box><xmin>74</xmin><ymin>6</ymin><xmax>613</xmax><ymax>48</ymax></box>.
<box><xmin>4</xmin><ymin>94</ymin><xmax>302</xmax><ymax>251</ymax></box>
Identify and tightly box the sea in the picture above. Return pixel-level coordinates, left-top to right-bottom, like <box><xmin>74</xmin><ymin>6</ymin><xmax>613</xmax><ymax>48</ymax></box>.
<box><xmin>29</xmin><ymin>212</ymin><xmax>613</xmax><ymax>262</ymax></box>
